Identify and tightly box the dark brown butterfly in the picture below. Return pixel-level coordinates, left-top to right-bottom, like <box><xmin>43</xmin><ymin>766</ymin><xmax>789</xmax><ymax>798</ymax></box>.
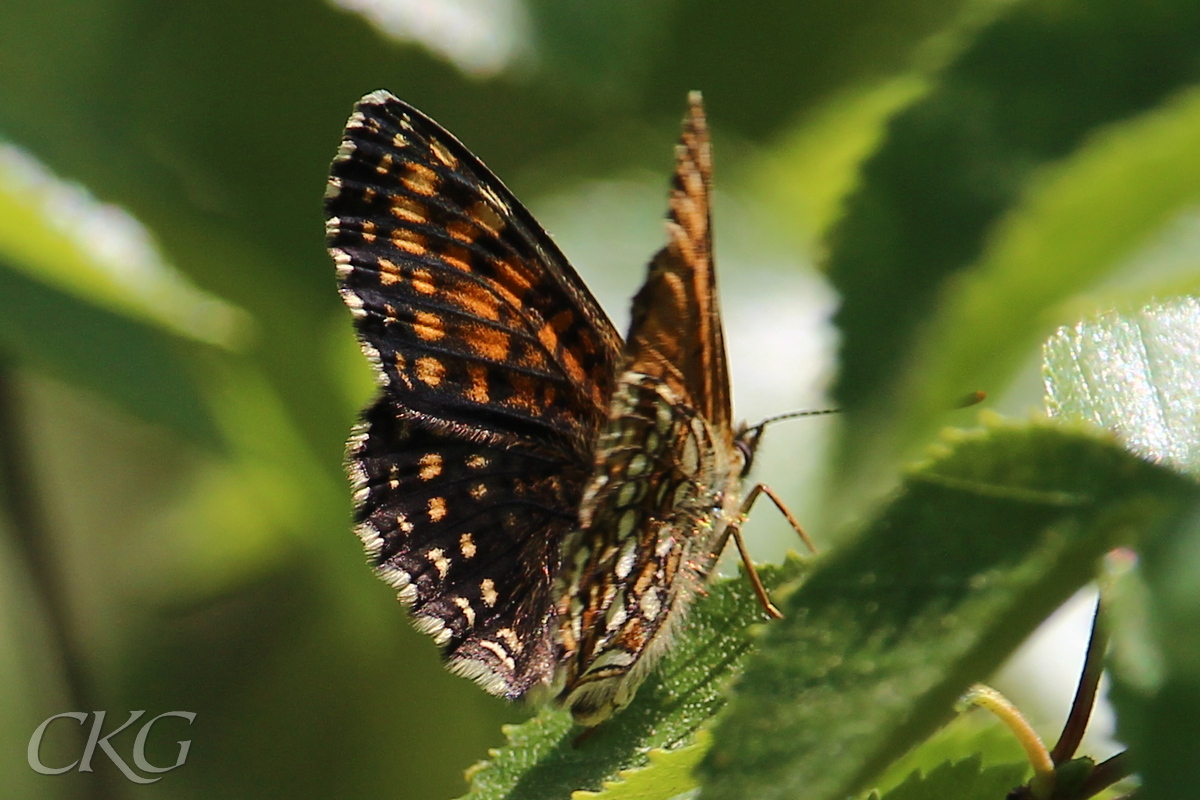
<box><xmin>325</xmin><ymin>91</ymin><xmax>800</xmax><ymax>725</ymax></box>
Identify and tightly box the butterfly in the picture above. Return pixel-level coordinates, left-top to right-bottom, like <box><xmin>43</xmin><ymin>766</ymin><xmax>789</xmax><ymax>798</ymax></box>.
<box><xmin>325</xmin><ymin>90</ymin><xmax>803</xmax><ymax>725</ymax></box>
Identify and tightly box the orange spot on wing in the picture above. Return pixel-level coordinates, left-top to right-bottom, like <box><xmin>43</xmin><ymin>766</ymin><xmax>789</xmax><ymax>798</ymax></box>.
<box><xmin>411</xmin><ymin>268</ymin><xmax>436</xmax><ymax>294</ymax></box>
<box><xmin>415</xmin><ymin>356</ymin><xmax>445</xmax><ymax>386</ymax></box>
<box><xmin>558</xmin><ymin>344</ymin><xmax>587</xmax><ymax>384</ymax></box>
<box><xmin>537</xmin><ymin>323</ymin><xmax>559</xmax><ymax>353</ymax></box>
<box><xmin>402</xmin><ymin>163</ymin><xmax>439</xmax><ymax>196</ymax></box>
<box><xmin>518</xmin><ymin>343</ymin><xmax>547</xmax><ymax>369</ymax></box>
<box><xmin>494</xmin><ymin>260</ymin><xmax>535</xmax><ymax>295</ymax></box>
<box><xmin>377</xmin><ymin>257</ymin><xmax>402</xmax><ymax>285</ymax></box>
<box><xmin>427</xmin><ymin>496</ymin><xmax>447</xmax><ymax>522</ymax></box>
<box><xmin>413</xmin><ymin>311</ymin><xmax>445</xmax><ymax>341</ymax></box>
<box><xmin>419</xmin><ymin>453</ymin><xmax>443</xmax><ymax>480</ymax></box>
<box><xmin>440</xmin><ymin>244</ymin><xmax>474</xmax><ymax>272</ymax></box>
<box><xmin>390</xmin><ymin>194</ymin><xmax>428</xmax><ymax>223</ymax></box>
<box><xmin>467</xmin><ymin>323</ymin><xmax>510</xmax><ymax>361</ymax></box>
<box><xmin>465</xmin><ymin>364</ymin><xmax>490</xmax><ymax>403</ymax></box>
<box><xmin>453</xmin><ymin>281</ymin><xmax>501</xmax><ymax>321</ymax></box>
<box><xmin>391</xmin><ymin>227</ymin><xmax>427</xmax><ymax>255</ymax></box>
<box><xmin>445</xmin><ymin>218</ymin><xmax>478</xmax><ymax>243</ymax></box>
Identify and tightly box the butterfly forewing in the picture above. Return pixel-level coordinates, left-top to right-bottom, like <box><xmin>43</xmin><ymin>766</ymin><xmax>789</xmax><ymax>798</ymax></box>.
<box><xmin>327</xmin><ymin>91</ymin><xmax>621</xmax><ymax>452</ymax></box>
<box><xmin>625</xmin><ymin>97</ymin><xmax>732</xmax><ymax>433</ymax></box>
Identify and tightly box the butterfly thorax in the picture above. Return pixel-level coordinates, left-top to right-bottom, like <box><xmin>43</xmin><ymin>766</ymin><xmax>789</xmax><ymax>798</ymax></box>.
<box><xmin>552</xmin><ymin>370</ymin><xmax>745</xmax><ymax>726</ymax></box>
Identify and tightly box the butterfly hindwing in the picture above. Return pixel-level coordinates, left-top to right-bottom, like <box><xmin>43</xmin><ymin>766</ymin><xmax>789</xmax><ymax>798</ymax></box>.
<box><xmin>552</xmin><ymin>93</ymin><xmax>747</xmax><ymax>725</ymax></box>
<box><xmin>348</xmin><ymin>397</ymin><xmax>586</xmax><ymax>696</ymax></box>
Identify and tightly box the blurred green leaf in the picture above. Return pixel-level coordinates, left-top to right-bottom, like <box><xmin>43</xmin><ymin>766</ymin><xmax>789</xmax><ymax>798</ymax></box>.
<box><xmin>637</xmin><ymin>0</ymin><xmax>987</xmax><ymax>139</ymax></box>
<box><xmin>843</xmin><ymin>84</ymin><xmax>1200</xmax><ymax>504</ymax></box>
<box><xmin>0</xmin><ymin>140</ymin><xmax>244</xmax><ymax>347</ymax></box>
<box><xmin>747</xmin><ymin>76</ymin><xmax>930</xmax><ymax>247</ymax></box>
<box><xmin>0</xmin><ymin>261</ymin><xmax>220</xmax><ymax>445</ymax></box>
<box><xmin>525</xmin><ymin>0</ymin><xmax>674</xmax><ymax>97</ymax></box>
<box><xmin>701</xmin><ymin>420</ymin><xmax>1199</xmax><ymax>800</ymax></box>
<box><xmin>829</xmin><ymin>0</ymin><xmax>1200</xmax><ymax>415</ymax></box>
<box><xmin>1110</xmin><ymin>512</ymin><xmax>1200</xmax><ymax>800</ymax></box>
<box><xmin>872</xmin><ymin>706</ymin><xmax>1028</xmax><ymax>796</ymax></box>
<box><xmin>460</xmin><ymin>559</ymin><xmax>807</xmax><ymax>800</ymax></box>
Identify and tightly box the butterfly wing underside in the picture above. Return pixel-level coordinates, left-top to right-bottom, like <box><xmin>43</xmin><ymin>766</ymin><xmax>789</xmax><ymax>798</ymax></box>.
<box><xmin>554</xmin><ymin>93</ymin><xmax>746</xmax><ymax>725</ymax></box>
<box><xmin>325</xmin><ymin>91</ymin><xmax>622</xmax><ymax>697</ymax></box>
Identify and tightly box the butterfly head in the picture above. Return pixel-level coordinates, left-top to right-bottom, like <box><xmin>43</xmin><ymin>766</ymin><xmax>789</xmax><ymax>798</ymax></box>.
<box><xmin>734</xmin><ymin>407</ymin><xmax>841</xmax><ymax>477</ymax></box>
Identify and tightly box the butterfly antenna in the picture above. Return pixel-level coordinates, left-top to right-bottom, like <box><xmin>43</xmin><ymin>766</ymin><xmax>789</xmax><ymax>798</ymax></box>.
<box><xmin>745</xmin><ymin>406</ymin><xmax>840</xmax><ymax>436</ymax></box>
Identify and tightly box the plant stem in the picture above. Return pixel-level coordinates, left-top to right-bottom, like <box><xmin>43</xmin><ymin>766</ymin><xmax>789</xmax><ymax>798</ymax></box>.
<box><xmin>1051</xmin><ymin>595</ymin><xmax>1110</xmax><ymax>765</ymax></box>
<box><xmin>1079</xmin><ymin>752</ymin><xmax>1133</xmax><ymax>799</ymax></box>
<box><xmin>0</xmin><ymin>359</ymin><xmax>118</xmax><ymax>800</ymax></box>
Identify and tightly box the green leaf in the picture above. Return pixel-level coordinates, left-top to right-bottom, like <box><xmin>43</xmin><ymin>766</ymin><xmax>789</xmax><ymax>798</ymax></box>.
<box><xmin>1043</xmin><ymin>298</ymin><xmax>1200</xmax><ymax>800</ymax></box>
<box><xmin>0</xmin><ymin>141</ymin><xmax>244</xmax><ymax>347</ymax></box>
<box><xmin>572</xmin><ymin>731</ymin><xmax>710</xmax><ymax>800</ymax></box>
<box><xmin>1110</xmin><ymin>510</ymin><xmax>1200</xmax><ymax>800</ymax></box>
<box><xmin>874</xmin><ymin>756</ymin><xmax>1028</xmax><ymax>800</ymax></box>
<box><xmin>747</xmin><ymin>76</ymin><xmax>930</xmax><ymax>248</ymax></box>
<box><xmin>459</xmin><ymin>559</ymin><xmax>807</xmax><ymax>800</ymax></box>
<box><xmin>872</xmin><ymin>705</ymin><xmax>1027</xmax><ymax>795</ymax></box>
<box><xmin>701</xmin><ymin>419</ymin><xmax>1199</xmax><ymax>800</ymax></box>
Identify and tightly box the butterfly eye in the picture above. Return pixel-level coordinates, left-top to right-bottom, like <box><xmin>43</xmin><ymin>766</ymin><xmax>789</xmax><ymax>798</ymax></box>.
<box><xmin>733</xmin><ymin>422</ymin><xmax>763</xmax><ymax>477</ymax></box>
<box><xmin>735</xmin><ymin>436</ymin><xmax>756</xmax><ymax>476</ymax></box>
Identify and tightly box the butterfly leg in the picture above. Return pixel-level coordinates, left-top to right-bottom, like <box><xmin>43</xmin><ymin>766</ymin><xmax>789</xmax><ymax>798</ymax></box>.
<box><xmin>718</xmin><ymin>484</ymin><xmax>817</xmax><ymax>620</ymax></box>
<box><xmin>740</xmin><ymin>483</ymin><xmax>817</xmax><ymax>555</ymax></box>
<box><xmin>724</xmin><ymin>522</ymin><xmax>784</xmax><ymax>619</ymax></box>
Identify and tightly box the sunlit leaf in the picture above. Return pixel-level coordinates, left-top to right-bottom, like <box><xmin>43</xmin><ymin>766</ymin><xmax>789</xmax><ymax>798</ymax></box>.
<box><xmin>1045</xmin><ymin>296</ymin><xmax>1200</xmax><ymax>476</ymax></box>
<box><xmin>571</xmin><ymin>731</ymin><xmax>710</xmax><ymax>800</ymax></box>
